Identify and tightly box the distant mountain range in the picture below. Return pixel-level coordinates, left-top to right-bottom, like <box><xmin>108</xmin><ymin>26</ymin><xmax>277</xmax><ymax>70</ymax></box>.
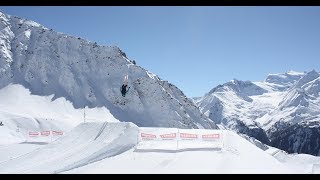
<box><xmin>195</xmin><ymin>70</ymin><xmax>320</xmax><ymax>156</ymax></box>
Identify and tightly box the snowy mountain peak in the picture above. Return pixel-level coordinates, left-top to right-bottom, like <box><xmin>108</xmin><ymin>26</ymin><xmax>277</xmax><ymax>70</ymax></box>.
<box><xmin>0</xmin><ymin>11</ymin><xmax>7</xmax><ymax>18</ymax></box>
<box><xmin>279</xmin><ymin>88</ymin><xmax>309</xmax><ymax>109</ymax></box>
<box><xmin>286</xmin><ymin>70</ymin><xmax>305</xmax><ymax>75</ymax></box>
<box><xmin>294</xmin><ymin>70</ymin><xmax>319</xmax><ymax>89</ymax></box>
<box><xmin>303</xmin><ymin>76</ymin><xmax>320</xmax><ymax>97</ymax></box>
<box><xmin>0</xmin><ymin>11</ymin><xmax>216</xmax><ymax>129</ymax></box>
<box><xmin>265</xmin><ymin>71</ymin><xmax>305</xmax><ymax>87</ymax></box>
<box><xmin>208</xmin><ymin>79</ymin><xmax>267</xmax><ymax>98</ymax></box>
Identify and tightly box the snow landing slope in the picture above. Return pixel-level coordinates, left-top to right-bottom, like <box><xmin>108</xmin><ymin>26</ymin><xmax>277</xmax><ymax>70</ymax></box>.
<box><xmin>196</xmin><ymin>70</ymin><xmax>320</xmax><ymax>156</ymax></box>
<box><xmin>0</xmin><ymin>122</ymin><xmax>139</xmax><ymax>174</ymax></box>
<box><xmin>0</xmin><ymin>84</ymin><xmax>118</xmax><ymax>144</ymax></box>
<box><xmin>0</xmin><ymin>11</ymin><xmax>215</xmax><ymax>129</ymax></box>
<box><xmin>0</xmin><ymin>122</ymin><xmax>292</xmax><ymax>174</ymax></box>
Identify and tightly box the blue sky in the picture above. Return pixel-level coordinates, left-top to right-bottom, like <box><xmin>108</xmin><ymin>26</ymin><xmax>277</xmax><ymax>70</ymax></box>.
<box><xmin>1</xmin><ymin>6</ymin><xmax>320</xmax><ymax>97</ymax></box>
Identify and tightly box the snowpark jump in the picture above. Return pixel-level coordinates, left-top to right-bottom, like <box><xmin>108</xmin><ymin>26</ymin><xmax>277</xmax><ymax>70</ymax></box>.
<box><xmin>0</xmin><ymin>122</ymin><xmax>293</xmax><ymax>174</ymax></box>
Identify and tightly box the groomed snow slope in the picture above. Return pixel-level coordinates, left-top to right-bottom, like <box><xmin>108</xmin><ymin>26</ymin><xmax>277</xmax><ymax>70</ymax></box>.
<box><xmin>0</xmin><ymin>122</ymin><xmax>139</xmax><ymax>174</ymax></box>
<box><xmin>0</xmin><ymin>84</ymin><xmax>118</xmax><ymax>144</ymax></box>
<box><xmin>0</xmin><ymin>122</ymin><xmax>292</xmax><ymax>174</ymax></box>
<box><xmin>0</xmin><ymin>143</ymin><xmax>45</xmax><ymax>163</ymax></box>
<box><xmin>266</xmin><ymin>147</ymin><xmax>320</xmax><ymax>174</ymax></box>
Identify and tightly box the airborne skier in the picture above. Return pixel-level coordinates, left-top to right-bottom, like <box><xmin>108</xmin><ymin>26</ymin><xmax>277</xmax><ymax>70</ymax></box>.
<box><xmin>121</xmin><ymin>75</ymin><xmax>130</xmax><ymax>97</ymax></box>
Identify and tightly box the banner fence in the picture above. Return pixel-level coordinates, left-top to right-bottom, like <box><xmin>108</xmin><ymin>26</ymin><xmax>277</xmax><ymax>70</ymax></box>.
<box><xmin>27</xmin><ymin>130</ymin><xmax>64</xmax><ymax>142</ymax></box>
<box><xmin>137</xmin><ymin>127</ymin><xmax>223</xmax><ymax>151</ymax></box>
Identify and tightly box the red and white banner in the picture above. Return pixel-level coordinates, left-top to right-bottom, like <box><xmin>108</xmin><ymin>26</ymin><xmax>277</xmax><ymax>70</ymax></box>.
<box><xmin>140</xmin><ymin>133</ymin><xmax>157</xmax><ymax>140</ymax></box>
<box><xmin>202</xmin><ymin>133</ymin><xmax>220</xmax><ymax>141</ymax></box>
<box><xmin>160</xmin><ymin>133</ymin><xmax>176</xmax><ymax>140</ymax></box>
<box><xmin>137</xmin><ymin>128</ymin><xmax>223</xmax><ymax>151</ymax></box>
<box><xmin>28</xmin><ymin>131</ymin><xmax>64</xmax><ymax>136</ymax></box>
<box><xmin>139</xmin><ymin>128</ymin><xmax>179</xmax><ymax>141</ymax></box>
<box><xmin>180</xmin><ymin>133</ymin><xmax>198</xmax><ymax>139</ymax></box>
<box><xmin>52</xmin><ymin>131</ymin><xmax>63</xmax><ymax>136</ymax></box>
<box><xmin>28</xmin><ymin>132</ymin><xmax>39</xmax><ymax>137</ymax></box>
<box><xmin>137</xmin><ymin>128</ymin><xmax>179</xmax><ymax>150</ymax></box>
<box><xmin>27</xmin><ymin>129</ymin><xmax>64</xmax><ymax>143</ymax></box>
<box><xmin>41</xmin><ymin>131</ymin><xmax>50</xmax><ymax>136</ymax></box>
<box><xmin>139</xmin><ymin>128</ymin><xmax>222</xmax><ymax>142</ymax></box>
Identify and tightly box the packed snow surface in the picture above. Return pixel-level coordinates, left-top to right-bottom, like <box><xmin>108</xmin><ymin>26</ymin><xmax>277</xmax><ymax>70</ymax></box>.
<box><xmin>0</xmin><ymin>122</ymin><xmax>299</xmax><ymax>174</ymax></box>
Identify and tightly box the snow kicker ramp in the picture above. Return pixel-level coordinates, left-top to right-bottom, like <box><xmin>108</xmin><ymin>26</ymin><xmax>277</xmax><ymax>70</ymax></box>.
<box><xmin>0</xmin><ymin>122</ymin><xmax>139</xmax><ymax>174</ymax></box>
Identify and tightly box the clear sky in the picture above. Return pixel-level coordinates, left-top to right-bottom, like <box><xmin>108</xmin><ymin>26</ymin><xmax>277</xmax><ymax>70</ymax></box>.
<box><xmin>1</xmin><ymin>6</ymin><xmax>320</xmax><ymax>97</ymax></box>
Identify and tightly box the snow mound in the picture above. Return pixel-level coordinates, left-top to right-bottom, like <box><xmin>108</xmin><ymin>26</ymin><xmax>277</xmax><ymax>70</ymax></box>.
<box><xmin>266</xmin><ymin>147</ymin><xmax>320</xmax><ymax>174</ymax></box>
<box><xmin>0</xmin><ymin>122</ymin><xmax>139</xmax><ymax>174</ymax></box>
<box><xmin>0</xmin><ymin>84</ymin><xmax>119</xmax><ymax>144</ymax></box>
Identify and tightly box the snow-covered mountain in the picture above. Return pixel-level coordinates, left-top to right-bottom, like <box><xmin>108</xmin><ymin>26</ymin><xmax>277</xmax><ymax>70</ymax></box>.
<box><xmin>195</xmin><ymin>79</ymin><xmax>273</xmax><ymax>144</ymax></box>
<box><xmin>0</xmin><ymin>11</ymin><xmax>216</xmax><ymax>132</ymax></box>
<box><xmin>196</xmin><ymin>70</ymin><xmax>320</xmax><ymax>156</ymax></box>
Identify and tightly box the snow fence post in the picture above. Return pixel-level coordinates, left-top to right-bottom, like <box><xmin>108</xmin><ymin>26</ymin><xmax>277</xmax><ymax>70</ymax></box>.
<box><xmin>137</xmin><ymin>129</ymin><xmax>139</xmax><ymax>145</ymax></box>
<box><xmin>176</xmin><ymin>128</ymin><xmax>179</xmax><ymax>151</ymax></box>
<box><xmin>83</xmin><ymin>105</ymin><xmax>86</xmax><ymax>123</ymax></box>
<box><xmin>222</xmin><ymin>130</ymin><xmax>224</xmax><ymax>150</ymax></box>
<box><xmin>50</xmin><ymin>127</ymin><xmax>52</xmax><ymax>143</ymax></box>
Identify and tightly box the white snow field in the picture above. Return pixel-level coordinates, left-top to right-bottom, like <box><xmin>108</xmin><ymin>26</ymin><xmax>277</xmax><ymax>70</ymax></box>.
<box><xmin>0</xmin><ymin>143</ymin><xmax>45</xmax><ymax>163</ymax></box>
<box><xmin>0</xmin><ymin>122</ymin><xmax>295</xmax><ymax>174</ymax></box>
<box><xmin>265</xmin><ymin>147</ymin><xmax>320</xmax><ymax>174</ymax></box>
<box><xmin>0</xmin><ymin>122</ymin><xmax>139</xmax><ymax>174</ymax></box>
<box><xmin>0</xmin><ymin>84</ymin><xmax>119</xmax><ymax>144</ymax></box>
<box><xmin>1</xmin><ymin>122</ymin><xmax>319</xmax><ymax>174</ymax></box>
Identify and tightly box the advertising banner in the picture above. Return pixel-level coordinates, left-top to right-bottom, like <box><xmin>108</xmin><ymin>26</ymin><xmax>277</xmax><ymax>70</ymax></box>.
<box><xmin>137</xmin><ymin>127</ymin><xmax>223</xmax><ymax>151</ymax></box>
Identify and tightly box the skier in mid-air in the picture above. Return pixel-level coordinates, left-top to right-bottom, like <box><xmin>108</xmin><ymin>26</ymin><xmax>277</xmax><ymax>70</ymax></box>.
<box><xmin>121</xmin><ymin>75</ymin><xmax>130</xmax><ymax>97</ymax></box>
